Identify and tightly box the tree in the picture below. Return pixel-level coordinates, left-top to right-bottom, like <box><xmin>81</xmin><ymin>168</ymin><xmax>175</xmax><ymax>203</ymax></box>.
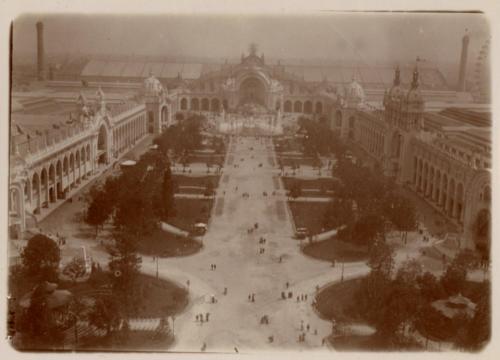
<box><xmin>161</xmin><ymin>167</ymin><xmax>175</xmax><ymax>220</ymax></box>
<box><xmin>465</xmin><ymin>283</ymin><xmax>491</xmax><ymax>351</ymax></box>
<box><xmin>108</xmin><ymin>231</ymin><xmax>142</xmax><ymax>315</ymax></box>
<box><xmin>441</xmin><ymin>250</ymin><xmax>476</xmax><ymax>295</ymax></box>
<box><xmin>346</xmin><ymin>213</ymin><xmax>386</xmax><ymax>247</ymax></box>
<box><xmin>88</xmin><ymin>295</ymin><xmax>121</xmax><ymax>336</ymax></box>
<box><xmin>322</xmin><ymin>199</ymin><xmax>354</xmax><ymax>230</ymax></box>
<box><xmin>22</xmin><ymin>234</ymin><xmax>61</xmax><ymax>282</ymax></box>
<box><xmin>18</xmin><ymin>283</ymin><xmax>61</xmax><ymax>348</ymax></box>
<box><xmin>85</xmin><ymin>187</ymin><xmax>112</xmax><ymax>236</ymax></box>
<box><xmin>379</xmin><ymin>260</ymin><xmax>424</xmax><ymax>339</ymax></box>
<box><xmin>367</xmin><ymin>238</ymin><xmax>395</xmax><ymax>277</ymax></box>
<box><xmin>417</xmin><ymin>271</ymin><xmax>446</xmax><ymax>302</ymax></box>
<box><xmin>385</xmin><ymin>194</ymin><xmax>418</xmax><ymax>240</ymax></box>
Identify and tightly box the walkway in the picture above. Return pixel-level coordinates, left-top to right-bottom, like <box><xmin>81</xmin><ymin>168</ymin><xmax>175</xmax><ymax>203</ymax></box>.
<box><xmin>147</xmin><ymin>135</ymin><xmax>369</xmax><ymax>353</ymax></box>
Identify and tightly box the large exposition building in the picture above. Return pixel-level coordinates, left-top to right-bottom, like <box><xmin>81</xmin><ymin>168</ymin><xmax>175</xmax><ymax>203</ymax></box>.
<box><xmin>9</xmin><ymin>23</ymin><xmax>490</xmax><ymax>255</ymax></box>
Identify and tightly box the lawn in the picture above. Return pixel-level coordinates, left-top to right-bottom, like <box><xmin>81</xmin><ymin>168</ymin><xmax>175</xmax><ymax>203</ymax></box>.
<box><xmin>303</xmin><ymin>237</ymin><xmax>368</xmax><ymax>262</ymax></box>
<box><xmin>278</xmin><ymin>156</ymin><xmax>317</xmax><ymax>167</ymax></box>
<box><xmin>282</xmin><ymin>177</ymin><xmax>337</xmax><ymax>192</ymax></box>
<box><xmin>173</xmin><ymin>174</ymin><xmax>220</xmax><ymax>188</ymax></box>
<box><xmin>187</xmin><ymin>154</ymin><xmax>225</xmax><ymax>164</ymax></box>
<box><xmin>314</xmin><ymin>278</ymin><xmax>364</xmax><ymax>323</ymax></box>
<box><xmin>288</xmin><ymin>201</ymin><xmax>330</xmax><ymax>234</ymax></box>
<box><xmin>169</xmin><ymin>198</ymin><xmax>213</xmax><ymax>232</ymax></box>
<box><xmin>136</xmin><ymin>227</ymin><xmax>202</xmax><ymax>257</ymax></box>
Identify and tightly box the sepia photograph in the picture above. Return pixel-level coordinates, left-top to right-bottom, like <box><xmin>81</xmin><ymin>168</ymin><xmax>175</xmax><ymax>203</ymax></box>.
<box><xmin>2</xmin><ymin>1</ymin><xmax>495</xmax><ymax>356</ymax></box>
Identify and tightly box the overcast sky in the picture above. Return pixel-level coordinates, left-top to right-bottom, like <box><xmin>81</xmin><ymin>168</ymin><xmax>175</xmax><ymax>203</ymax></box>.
<box><xmin>12</xmin><ymin>12</ymin><xmax>490</xmax><ymax>65</ymax></box>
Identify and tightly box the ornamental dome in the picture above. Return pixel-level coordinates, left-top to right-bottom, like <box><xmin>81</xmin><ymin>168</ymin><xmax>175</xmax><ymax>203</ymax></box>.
<box><xmin>345</xmin><ymin>78</ymin><xmax>365</xmax><ymax>103</ymax></box>
<box><xmin>144</xmin><ymin>72</ymin><xmax>165</xmax><ymax>96</ymax></box>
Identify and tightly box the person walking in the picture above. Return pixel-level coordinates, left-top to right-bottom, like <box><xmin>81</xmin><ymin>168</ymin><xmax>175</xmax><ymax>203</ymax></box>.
<box><xmin>206</xmin><ymin>313</ymin><xmax>210</xmax><ymax>322</ymax></box>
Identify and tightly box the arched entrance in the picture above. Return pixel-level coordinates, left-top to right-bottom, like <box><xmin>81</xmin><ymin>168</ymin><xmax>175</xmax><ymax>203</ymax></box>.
<box><xmin>97</xmin><ymin>125</ymin><xmax>108</xmax><ymax>165</ymax></box>
<box><xmin>239</xmin><ymin>77</ymin><xmax>267</xmax><ymax>106</ymax></box>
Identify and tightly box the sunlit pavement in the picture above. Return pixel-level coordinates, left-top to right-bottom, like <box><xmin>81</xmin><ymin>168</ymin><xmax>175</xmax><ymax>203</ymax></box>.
<box><xmin>141</xmin><ymin>134</ymin><xmax>369</xmax><ymax>353</ymax></box>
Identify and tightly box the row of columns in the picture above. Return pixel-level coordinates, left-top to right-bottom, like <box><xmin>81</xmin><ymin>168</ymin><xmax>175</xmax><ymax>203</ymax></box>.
<box><xmin>359</xmin><ymin>125</ymin><xmax>384</xmax><ymax>157</ymax></box>
<box><xmin>413</xmin><ymin>156</ymin><xmax>465</xmax><ymax>222</ymax></box>
<box><xmin>283</xmin><ymin>100</ymin><xmax>323</xmax><ymax>114</ymax></box>
<box><xmin>113</xmin><ymin>114</ymin><xmax>147</xmax><ymax>156</ymax></box>
<box><xmin>181</xmin><ymin>97</ymin><xmax>227</xmax><ymax>112</ymax></box>
<box><xmin>25</xmin><ymin>140</ymin><xmax>94</xmax><ymax>214</ymax></box>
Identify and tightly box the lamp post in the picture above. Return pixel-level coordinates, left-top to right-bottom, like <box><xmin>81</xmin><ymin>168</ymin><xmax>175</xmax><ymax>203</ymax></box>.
<box><xmin>156</xmin><ymin>256</ymin><xmax>159</xmax><ymax>279</ymax></box>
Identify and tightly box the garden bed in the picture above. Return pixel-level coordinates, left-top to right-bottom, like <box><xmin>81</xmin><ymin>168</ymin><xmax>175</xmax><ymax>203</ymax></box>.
<box><xmin>288</xmin><ymin>201</ymin><xmax>330</xmax><ymax>234</ymax></box>
<box><xmin>315</xmin><ymin>278</ymin><xmax>364</xmax><ymax>323</ymax></box>
<box><xmin>136</xmin><ymin>227</ymin><xmax>202</xmax><ymax>257</ymax></box>
<box><xmin>173</xmin><ymin>174</ymin><xmax>220</xmax><ymax>188</ymax></box>
<box><xmin>303</xmin><ymin>238</ymin><xmax>368</xmax><ymax>262</ymax></box>
<box><xmin>282</xmin><ymin>177</ymin><xmax>337</xmax><ymax>192</ymax></box>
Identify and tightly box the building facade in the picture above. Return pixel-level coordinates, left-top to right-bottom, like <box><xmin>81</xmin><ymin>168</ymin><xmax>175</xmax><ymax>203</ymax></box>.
<box><xmin>331</xmin><ymin>66</ymin><xmax>491</xmax><ymax>254</ymax></box>
<box><xmin>10</xmin><ymin>40</ymin><xmax>490</xmax><ymax>255</ymax></box>
<box><xmin>9</xmin><ymin>80</ymin><xmax>176</xmax><ymax>237</ymax></box>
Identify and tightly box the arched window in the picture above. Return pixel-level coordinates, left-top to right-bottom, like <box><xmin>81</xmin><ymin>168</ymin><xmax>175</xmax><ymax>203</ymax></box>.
<box><xmin>201</xmin><ymin>98</ymin><xmax>210</xmax><ymax>111</ymax></box>
<box><xmin>315</xmin><ymin>102</ymin><xmax>323</xmax><ymax>114</ymax></box>
<box><xmin>293</xmin><ymin>101</ymin><xmax>302</xmax><ymax>113</ymax></box>
<box><xmin>180</xmin><ymin>98</ymin><xmax>188</xmax><ymax>110</ymax></box>
<box><xmin>335</xmin><ymin>111</ymin><xmax>342</xmax><ymax>127</ymax></box>
<box><xmin>284</xmin><ymin>100</ymin><xmax>292</xmax><ymax>113</ymax></box>
<box><xmin>191</xmin><ymin>98</ymin><xmax>200</xmax><ymax>111</ymax></box>
<box><xmin>304</xmin><ymin>101</ymin><xmax>312</xmax><ymax>114</ymax></box>
<box><xmin>211</xmin><ymin>98</ymin><xmax>220</xmax><ymax>112</ymax></box>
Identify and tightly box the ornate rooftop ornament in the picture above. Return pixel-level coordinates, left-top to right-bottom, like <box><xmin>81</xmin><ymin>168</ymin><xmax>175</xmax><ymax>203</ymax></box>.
<box><xmin>394</xmin><ymin>65</ymin><xmax>401</xmax><ymax>86</ymax></box>
<box><xmin>249</xmin><ymin>43</ymin><xmax>258</xmax><ymax>57</ymax></box>
<box><xmin>144</xmin><ymin>71</ymin><xmax>165</xmax><ymax>97</ymax></box>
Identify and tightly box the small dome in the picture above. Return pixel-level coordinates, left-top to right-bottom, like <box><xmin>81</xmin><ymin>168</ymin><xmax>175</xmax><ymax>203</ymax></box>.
<box><xmin>389</xmin><ymin>84</ymin><xmax>404</xmax><ymax>101</ymax></box>
<box><xmin>345</xmin><ymin>79</ymin><xmax>365</xmax><ymax>102</ymax></box>
<box><xmin>144</xmin><ymin>72</ymin><xmax>165</xmax><ymax>96</ymax></box>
